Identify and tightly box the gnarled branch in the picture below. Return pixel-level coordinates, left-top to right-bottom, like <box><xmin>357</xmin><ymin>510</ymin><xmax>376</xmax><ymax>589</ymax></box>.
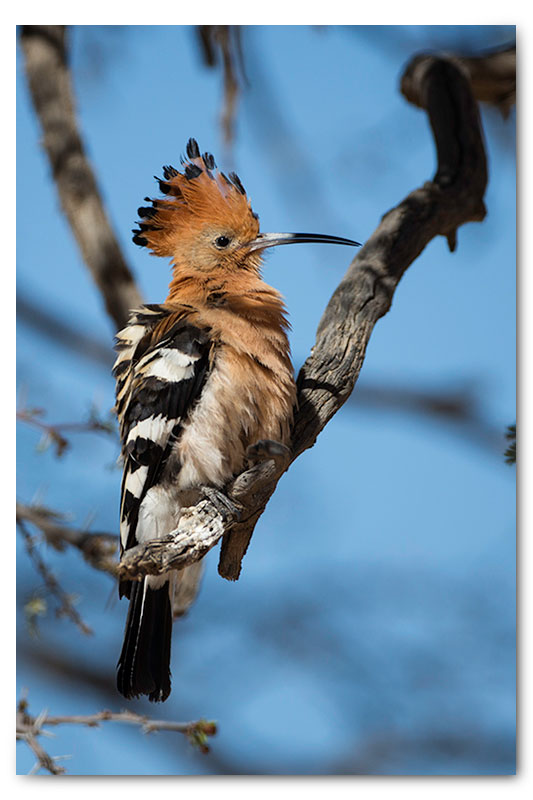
<box><xmin>118</xmin><ymin>53</ymin><xmax>488</xmax><ymax>583</ymax></box>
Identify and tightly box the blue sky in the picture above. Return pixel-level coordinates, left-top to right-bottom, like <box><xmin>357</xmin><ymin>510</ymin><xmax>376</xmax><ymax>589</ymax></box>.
<box><xmin>16</xmin><ymin>25</ymin><xmax>515</xmax><ymax>775</ymax></box>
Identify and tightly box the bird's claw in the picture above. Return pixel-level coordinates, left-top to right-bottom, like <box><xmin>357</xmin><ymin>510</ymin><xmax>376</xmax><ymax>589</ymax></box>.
<box><xmin>200</xmin><ymin>486</ymin><xmax>241</xmax><ymax>523</ymax></box>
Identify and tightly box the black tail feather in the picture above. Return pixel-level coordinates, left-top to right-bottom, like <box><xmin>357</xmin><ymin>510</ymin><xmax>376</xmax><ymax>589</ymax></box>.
<box><xmin>117</xmin><ymin>580</ymin><xmax>172</xmax><ymax>702</ymax></box>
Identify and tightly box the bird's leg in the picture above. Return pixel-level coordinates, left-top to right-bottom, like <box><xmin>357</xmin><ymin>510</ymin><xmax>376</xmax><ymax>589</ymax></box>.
<box><xmin>246</xmin><ymin>439</ymin><xmax>291</xmax><ymax>469</ymax></box>
<box><xmin>200</xmin><ymin>486</ymin><xmax>242</xmax><ymax>523</ymax></box>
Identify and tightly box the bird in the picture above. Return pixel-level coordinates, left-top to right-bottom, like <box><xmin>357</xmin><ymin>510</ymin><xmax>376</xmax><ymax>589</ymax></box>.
<box><xmin>114</xmin><ymin>138</ymin><xmax>360</xmax><ymax>702</ymax></box>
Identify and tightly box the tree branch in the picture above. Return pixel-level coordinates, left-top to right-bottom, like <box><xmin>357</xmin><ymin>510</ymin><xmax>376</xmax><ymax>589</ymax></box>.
<box><xmin>117</xmin><ymin>53</ymin><xmax>488</xmax><ymax>583</ymax></box>
<box><xmin>17</xmin><ymin>290</ymin><xmax>507</xmax><ymax>453</ymax></box>
<box><xmin>16</xmin><ymin>695</ymin><xmax>217</xmax><ymax>774</ymax></box>
<box><xmin>17</xmin><ymin>405</ymin><xmax>116</xmax><ymax>457</ymax></box>
<box><xmin>19</xmin><ymin>25</ymin><xmax>142</xmax><ymax>330</ymax></box>
<box><xmin>17</xmin><ymin>516</ymin><xmax>93</xmax><ymax>635</ymax></box>
<box><xmin>196</xmin><ymin>26</ymin><xmax>245</xmax><ymax>149</ymax></box>
<box><xmin>458</xmin><ymin>43</ymin><xmax>515</xmax><ymax>118</ymax></box>
<box><xmin>16</xmin><ymin>501</ymin><xmax>119</xmax><ymax>578</ymax></box>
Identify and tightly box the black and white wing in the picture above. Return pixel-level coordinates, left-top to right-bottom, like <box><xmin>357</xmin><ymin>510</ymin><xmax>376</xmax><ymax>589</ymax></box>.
<box><xmin>113</xmin><ymin>304</ymin><xmax>212</xmax><ymax>701</ymax></box>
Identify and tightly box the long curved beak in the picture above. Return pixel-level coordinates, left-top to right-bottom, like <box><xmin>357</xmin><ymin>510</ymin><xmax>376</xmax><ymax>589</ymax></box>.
<box><xmin>247</xmin><ymin>231</ymin><xmax>361</xmax><ymax>252</ymax></box>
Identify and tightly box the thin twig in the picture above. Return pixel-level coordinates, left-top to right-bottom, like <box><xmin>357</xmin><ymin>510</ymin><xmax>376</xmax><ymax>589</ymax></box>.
<box><xmin>17</xmin><ymin>517</ymin><xmax>93</xmax><ymax>635</ymax></box>
<box><xmin>17</xmin><ymin>406</ymin><xmax>116</xmax><ymax>457</ymax></box>
<box><xmin>16</xmin><ymin>502</ymin><xmax>119</xmax><ymax>578</ymax></box>
<box><xmin>16</xmin><ymin>695</ymin><xmax>217</xmax><ymax>774</ymax></box>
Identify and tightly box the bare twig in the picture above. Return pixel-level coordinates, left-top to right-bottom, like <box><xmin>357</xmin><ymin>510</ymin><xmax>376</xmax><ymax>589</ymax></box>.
<box><xmin>17</xmin><ymin>697</ymin><xmax>67</xmax><ymax>775</ymax></box>
<box><xmin>16</xmin><ymin>502</ymin><xmax>119</xmax><ymax>578</ymax></box>
<box><xmin>19</xmin><ymin>26</ymin><xmax>142</xmax><ymax>330</ymax></box>
<box><xmin>17</xmin><ymin>695</ymin><xmax>217</xmax><ymax>774</ymax></box>
<box><xmin>118</xmin><ymin>53</ymin><xmax>489</xmax><ymax>583</ymax></box>
<box><xmin>17</xmin><ymin>517</ymin><xmax>93</xmax><ymax>635</ymax></box>
<box><xmin>17</xmin><ymin>408</ymin><xmax>69</xmax><ymax>457</ymax></box>
<box><xmin>17</xmin><ymin>405</ymin><xmax>116</xmax><ymax>457</ymax></box>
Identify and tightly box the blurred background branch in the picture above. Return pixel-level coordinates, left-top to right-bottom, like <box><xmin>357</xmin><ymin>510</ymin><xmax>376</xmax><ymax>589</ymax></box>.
<box><xmin>196</xmin><ymin>25</ymin><xmax>246</xmax><ymax>152</ymax></box>
<box><xmin>16</xmin><ymin>501</ymin><xmax>119</xmax><ymax>578</ymax></box>
<box><xmin>20</xmin><ymin>25</ymin><xmax>142</xmax><ymax>330</ymax></box>
<box><xmin>457</xmin><ymin>43</ymin><xmax>516</xmax><ymax>117</ymax></box>
<box><xmin>17</xmin><ymin>515</ymin><xmax>93</xmax><ymax>636</ymax></box>
<box><xmin>16</xmin><ymin>404</ymin><xmax>116</xmax><ymax>458</ymax></box>
<box><xmin>17</xmin><ymin>288</ymin><xmax>506</xmax><ymax>455</ymax></box>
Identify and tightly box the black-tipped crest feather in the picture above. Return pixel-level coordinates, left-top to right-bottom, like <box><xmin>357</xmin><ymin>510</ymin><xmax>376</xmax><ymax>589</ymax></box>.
<box><xmin>186</xmin><ymin>138</ymin><xmax>200</xmax><ymax>159</ymax></box>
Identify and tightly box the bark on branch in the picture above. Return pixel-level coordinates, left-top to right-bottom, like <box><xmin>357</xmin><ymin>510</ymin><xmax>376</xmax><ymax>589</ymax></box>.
<box><xmin>117</xmin><ymin>53</ymin><xmax>488</xmax><ymax>583</ymax></box>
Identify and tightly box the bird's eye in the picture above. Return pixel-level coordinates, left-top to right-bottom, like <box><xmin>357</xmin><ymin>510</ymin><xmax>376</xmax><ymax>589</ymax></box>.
<box><xmin>215</xmin><ymin>235</ymin><xmax>232</xmax><ymax>249</ymax></box>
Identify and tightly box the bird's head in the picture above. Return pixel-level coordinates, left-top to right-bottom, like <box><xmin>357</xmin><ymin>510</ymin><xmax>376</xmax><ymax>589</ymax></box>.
<box><xmin>133</xmin><ymin>139</ymin><xmax>360</xmax><ymax>276</ymax></box>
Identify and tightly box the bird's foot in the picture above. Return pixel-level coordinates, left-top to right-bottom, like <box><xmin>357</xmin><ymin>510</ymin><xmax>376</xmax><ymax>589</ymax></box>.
<box><xmin>200</xmin><ymin>486</ymin><xmax>242</xmax><ymax>523</ymax></box>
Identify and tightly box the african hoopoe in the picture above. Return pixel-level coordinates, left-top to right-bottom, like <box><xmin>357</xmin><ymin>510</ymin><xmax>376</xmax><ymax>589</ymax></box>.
<box><xmin>114</xmin><ymin>138</ymin><xmax>359</xmax><ymax>701</ymax></box>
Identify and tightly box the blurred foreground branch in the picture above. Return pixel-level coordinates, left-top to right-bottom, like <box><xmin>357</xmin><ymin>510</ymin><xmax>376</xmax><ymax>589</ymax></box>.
<box><xmin>17</xmin><ymin>694</ymin><xmax>216</xmax><ymax>774</ymax></box>
<box><xmin>118</xmin><ymin>53</ymin><xmax>489</xmax><ymax>583</ymax></box>
<box><xmin>19</xmin><ymin>25</ymin><xmax>142</xmax><ymax>330</ymax></box>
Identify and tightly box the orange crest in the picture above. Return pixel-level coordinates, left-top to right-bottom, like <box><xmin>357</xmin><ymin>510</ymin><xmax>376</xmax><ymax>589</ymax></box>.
<box><xmin>132</xmin><ymin>139</ymin><xmax>259</xmax><ymax>259</ymax></box>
